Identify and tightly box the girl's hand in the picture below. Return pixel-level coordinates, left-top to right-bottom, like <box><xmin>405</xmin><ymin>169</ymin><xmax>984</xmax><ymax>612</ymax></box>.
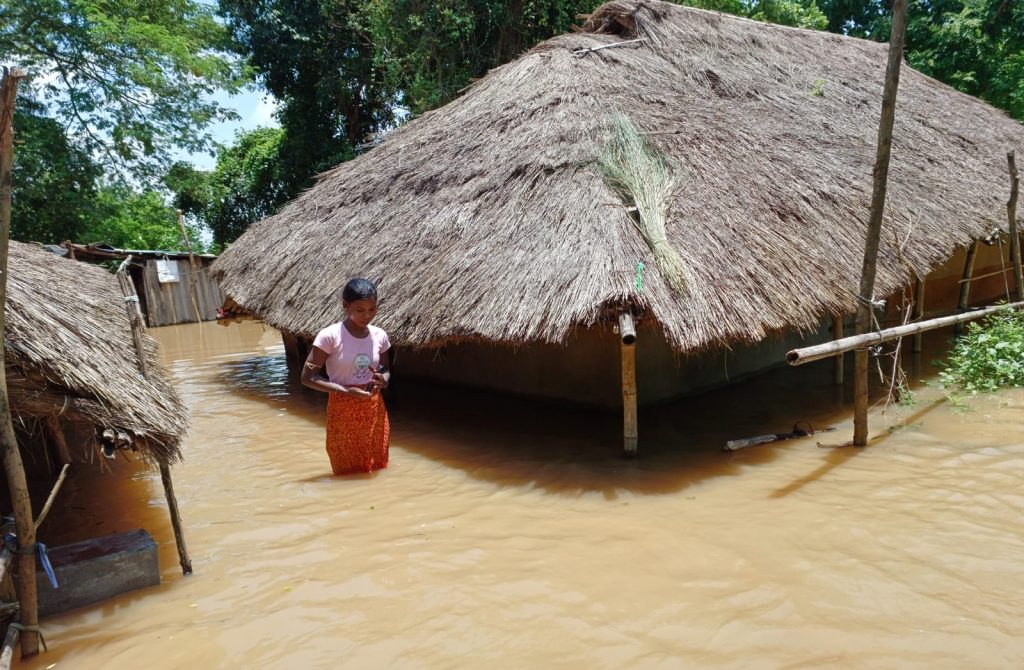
<box><xmin>342</xmin><ymin>385</ymin><xmax>372</xmax><ymax>398</ymax></box>
<box><xmin>370</xmin><ymin>371</ymin><xmax>390</xmax><ymax>389</ymax></box>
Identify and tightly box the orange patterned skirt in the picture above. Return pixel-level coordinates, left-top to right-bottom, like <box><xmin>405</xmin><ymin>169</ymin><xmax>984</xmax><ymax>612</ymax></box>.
<box><xmin>325</xmin><ymin>391</ymin><xmax>390</xmax><ymax>475</ymax></box>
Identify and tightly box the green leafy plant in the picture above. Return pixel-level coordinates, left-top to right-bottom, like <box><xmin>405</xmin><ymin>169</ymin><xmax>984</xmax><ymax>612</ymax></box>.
<box><xmin>810</xmin><ymin>78</ymin><xmax>826</xmax><ymax>96</ymax></box>
<box><xmin>937</xmin><ymin>307</ymin><xmax>1024</xmax><ymax>397</ymax></box>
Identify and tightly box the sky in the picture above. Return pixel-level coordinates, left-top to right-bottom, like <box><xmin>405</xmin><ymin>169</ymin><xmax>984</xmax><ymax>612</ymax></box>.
<box><xmin>174</xmin><ymin>86</ymin><xmax>280</xmax><ymax>171</ymax></box>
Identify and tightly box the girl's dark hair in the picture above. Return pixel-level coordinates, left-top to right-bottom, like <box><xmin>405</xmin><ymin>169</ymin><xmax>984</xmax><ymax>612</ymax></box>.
<box><xmin>342</xmin><ymin>277</ymin><xmax>377</xmax><ymax>303</ymax></box>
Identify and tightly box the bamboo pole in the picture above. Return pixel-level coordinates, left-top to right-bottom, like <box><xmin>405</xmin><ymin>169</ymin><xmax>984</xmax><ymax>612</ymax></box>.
<box><xmin>831</xmin><ymin>315</ymin><xmax>844</xmax><ymax>384</ymax></box>
<box><xmin>619</xmin><ymin>312</ymin><xmax>638</xmax><ymax>456</ymax></box>
<box><xmin>1008</xmin><ymin>152</ymin><xmax>1022</xmax><ymax>301</ymax></box>
<box><xmin>955</xmin><ymin>240</ymin><xmax>981</xmax><ymax>334</ymax></box>
<box><xmin>788</xmin><ymin>300</ymin><xmax>1024</xmax><ymax>366</ymax></box>
<box><xmin>159</xmin><ymin>462</ymin><xmax>192</xmax><ymax>574</ymax></box>
<box><xmin>115</xmin><ymin>259</ymin><xmax>193</xmax><ymax>575</ymax></box>
<box><xmin>0</xmin><ymin>67</ymin><xmax>39</xmax><ymax>659</ymax></box>
<box><xmin>912</xmin><ymin>277</ymin><xmax>925</xmax><ymax>353</ymax></box>
<box><xmin>853</xmin><ymin>0</ymin><xmax>908</xmax><ymax>447</ymax></box>
<box><xmin>176</xmin><ymin>210</ymin><xmax>204</xmax><ymax>323</ymax></box>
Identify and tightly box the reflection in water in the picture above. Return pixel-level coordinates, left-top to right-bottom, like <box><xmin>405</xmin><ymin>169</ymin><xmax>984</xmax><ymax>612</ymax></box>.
<box><xmin>25</xmin><ymin>321</ymin><xmax>1024</xmax><ymax>669</ymax></box>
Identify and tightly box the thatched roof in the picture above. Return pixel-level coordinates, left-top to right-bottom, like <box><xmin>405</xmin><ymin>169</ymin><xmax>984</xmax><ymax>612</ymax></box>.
<box><xmin>214</xmin><ymin>0</ymin><xmax>1024</xmax><ymax>352</ymax></box>
<box><xmin>6</xmin><ymin>241</ymin><xmax>188</xmax><ymax>463</ymax></box>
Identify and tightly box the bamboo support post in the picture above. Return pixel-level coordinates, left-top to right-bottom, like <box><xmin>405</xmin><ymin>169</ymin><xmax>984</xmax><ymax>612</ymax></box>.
<box><xmin>1008</xmin><ymin>152</ymin><xmax>1022</xmax><ymax>301</ymax></box>
<box><xmin>33</xmin><ymin>464</ymin><xmax>69</xmax><ymax>532</ymax></box>
<box><xmin>955</xmin><ymin>240</ymin><xmax>981</xmax><ymax>334</ymax></box>
<box><xmin>788</xmin><ymin>300</ymin><xmax>1024</xmax><ymax>365</ymax></box>
<box><xmin>160</xmin><ymin>462</ymin><xmax>192</xmax><ymax>574</ymax></box>
<box><xmin>0</xmin><ymin>67</ymin><xmax>39</xmax><ymax>659</ymax></box>
<box><xmin>619</xmin><ymin>312</ymin><xmax>638</xmax><ymax>456</ymax></box>
<box><xmin>853</xmin><ymin>0</ymin><xmax>908</xmax><ymax>447</ymax></box>
<box><xmin>912</xmin><ymin>277</ymin><xmax>925</xmax><ymax>353</ymax></box>
<box><xmin>116</xmin><ymin>259</ymin><xmax>193</xmax><ymax>575</ymax></box>
<box><xmin>176</xmin><ymin>209</ymin><xmax>203</xmax><ymax>324</ymax></box>
<box><xmin>831</xmin><ymin>315</ymin><xmax>844</xmax><ymax>384</ymax></box>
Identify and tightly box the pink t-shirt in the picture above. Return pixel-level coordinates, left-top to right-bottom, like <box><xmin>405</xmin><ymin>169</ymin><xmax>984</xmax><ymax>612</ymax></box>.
<box><xmin>312</xmin><ymin>323</ymin><xmax>391</xmax><ymax>387</ymax></box>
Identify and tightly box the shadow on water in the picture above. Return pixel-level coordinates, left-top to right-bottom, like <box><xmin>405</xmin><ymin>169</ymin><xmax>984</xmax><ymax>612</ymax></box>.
<box><xmin>208</xmin><ymin>326</ymin><xmax>959</xmax><ymax>498</ymax></box>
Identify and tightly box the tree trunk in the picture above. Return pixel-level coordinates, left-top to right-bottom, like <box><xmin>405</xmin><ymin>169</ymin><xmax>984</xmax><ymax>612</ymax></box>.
<box><xmin>853</xmin><ymin>0</ymin><xmax>909</xmax><ymax>447</ymax></box>
<box><xmin>0</xmin><ymin>67</ymin><xmax>39</xmax><ymax>658</ymax></box>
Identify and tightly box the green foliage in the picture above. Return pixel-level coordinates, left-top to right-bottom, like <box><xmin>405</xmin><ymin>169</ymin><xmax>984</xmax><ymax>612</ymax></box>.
<box><xmin>938</xmin><ymin>308</ymin><xmax>1024</xmax><ymax>396</ymax></box>
<box><xmin>1</xmin><ymin>0</ymin><xmax>245</xmax><ymax>179</ymax></box>
<box><xmin>168</xmin><ymin>127</ymin><xmax>289</xmax><ymax>247</ymax></box>
<box><xmin>80</xmin><ymin>186</ymin><xmax>203</xmax><ymax>251</ymax></box>
<box><xmin>11</xmin><ymin>98</ymin><xmax>102</xmax><ymax>244</ymax></box>
<box><xmin>746</xmin><ymin>0</ymin><xmax>829</xmax><ymax>29</ymax></box>
<box><xmin>906</xmin><ymin>0</ymin><xmax>1024</xmax><ymax>121</ymax></box>
<box><xmin>352</xmin><ymin>0</ymin><xmax>604</xmax><ymax>115</ymax></box>
<box><xmin>217</xmin><ymin>0</ymin><xmax>394</xmax><ymax>195</ymax></box>
<box><xmin>817</xmin><ymin>0</ymin><xmax>1024</xmax><ymax>121</ymax></box>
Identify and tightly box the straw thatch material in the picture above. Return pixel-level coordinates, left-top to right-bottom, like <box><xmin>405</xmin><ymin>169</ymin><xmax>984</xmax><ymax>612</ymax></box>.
<box><xmin>6</xmin><ymin>241</ymin><xmax>187</xmax><ymax>463</ymax></box>
<box><xmin>214</xmin><ymin>0</ymin><xmax>1024</xmax><ymax>352</ymax></box>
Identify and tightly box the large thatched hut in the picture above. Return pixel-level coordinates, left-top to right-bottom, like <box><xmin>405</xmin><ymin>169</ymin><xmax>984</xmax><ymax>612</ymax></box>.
<box><xmin>214</xmin><ymin>1</ymin><xmax>1023</xmax><ymax>440</ymax></box>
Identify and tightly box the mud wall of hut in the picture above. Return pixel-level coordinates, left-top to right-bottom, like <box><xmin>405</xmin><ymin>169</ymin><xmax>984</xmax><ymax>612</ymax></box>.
<box><xmin>140</xmin><ymin>259</ymin><xmax>225</xmax><ymax>327</ymax></box>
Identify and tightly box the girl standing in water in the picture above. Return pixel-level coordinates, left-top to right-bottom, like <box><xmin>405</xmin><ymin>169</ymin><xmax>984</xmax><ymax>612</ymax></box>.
<box><xmin>301</xmin><ymin>278</ymin><xmax>391</xmax><ymax>474</ymax></box>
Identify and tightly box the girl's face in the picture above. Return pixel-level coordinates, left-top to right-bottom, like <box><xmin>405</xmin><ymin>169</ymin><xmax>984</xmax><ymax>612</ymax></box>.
<box><xmin>344</xmin><ymin>297</ymin><xmax>378</xmax><ymax>328</ymax></box>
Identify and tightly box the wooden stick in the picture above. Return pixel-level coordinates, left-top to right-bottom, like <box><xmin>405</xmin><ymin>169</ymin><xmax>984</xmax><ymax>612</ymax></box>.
<box><xmin>788</xmin><ymin>301</ymin><xmax>1024</xmax><ymax>366</ymax></box>
<box><xmin>176</xmin><ymin>210</ymin><xmax>204</xmax><ymax>323</ymax></box>
<box><xmin>160</xmin><ymin>461</ymin><xmax>192</xmax><ymax>575</ymax></box>
<box><xmin>0</xmin><ymin>66</ymin><xmax>39</xmax><ymax>659</ymax></box>
<box><xmin>116</xmin><ymin>260</ymin><xmax>193</xmax><ymax>575</ymax></box>
<box><xmin>45</xmin><ymin>415</ymin><xmax>73</xmax><ymax>465</ymax></box>
<box><xmin>573</xmin><ymin>38</ymin><xmax>644</xmax><ymax>56</ymax></box>
<box><xmin>619</xmin><ymin>312</ymin><xmax>638</xmax><ymax>456</ymax></box>
<box><xmin>956</xmin><ymin>264</ymin><xmax>1009</xmax><ymax>284</ymax></box>
<box><xmin>33</xmin><ymin>463</ymin><xmax>70</xmax><ymax>532</ymax></box>
<box><xmin>831</xmin><ymin>315</ymin><xmax>844</xmax><ymax>384</ymax></box>
<box><xmin>912</xmin><ymin>277</ymin><xmax>925</xmax><ymax>353</ymax></box>
<box><xmin>1008</xmin><ymin>152</ymin><xmax>1022</xmax><ymax>301</ymax></box>
<box><xmin>853</xmin><ymin>0</ymin><xmax>908</xmax><ymax>447</ymax></box>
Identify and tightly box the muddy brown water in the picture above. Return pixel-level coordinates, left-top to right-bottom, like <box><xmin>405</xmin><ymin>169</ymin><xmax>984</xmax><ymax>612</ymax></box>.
<box><xmin>22</xmin><ymin>321</ymin><xmax>1024</xmax><ymax>669</ymax></box>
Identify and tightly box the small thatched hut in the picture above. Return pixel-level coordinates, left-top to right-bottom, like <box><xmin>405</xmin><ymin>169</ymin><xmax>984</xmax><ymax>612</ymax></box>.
<box><xmin>4</xmin><ymin>240</ymin><xmax>192</xmax><ymax>577</ymax></box>
<box><xmin>7</xmin><ymin>241</ymin><xmax>187</xmax><ymax>466</ymax></box>
<box><xmin>214</xmin><ymin>1</ymin><xmax>1023</xmax><ymax>425</ymax></box>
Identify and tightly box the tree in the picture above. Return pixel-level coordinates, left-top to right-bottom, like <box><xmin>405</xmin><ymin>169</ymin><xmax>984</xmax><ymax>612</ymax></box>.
<box><xmin>818</xmin><ymin>0</ymin><xmax>1024</xmax><ymax>121</ymax></box>
<box><xmin>168</xmin><ymin>127</ymin><xmax>289</xmax><ymax>247</ymax></box>
<box><xmin>10</xmin><ymin>96</ymin><xmax>101</xmax><ymax>243</ymax></box>
<box><xmin>352</xmin><ymin>1</ymin><xmax>606</xmax><ymax>116</ymax></box>
<box><xmin>906</xmin><ymin>0</ymin><xmax>1024</xmax><ymax>120</ymax></box>
<box><xmin>1</xmin><ymin>0</ymin><xmax>245</xmax><ymax>179</ymax></box>
<box><xmin>82</xmin><ymin>186</ymin><xmax>203</xmax><ymax>250</ymax></box>
<box><xmin>218</xmin><ymin>0</ymin><xmax>395</xmax><ymax>196</ymax></box>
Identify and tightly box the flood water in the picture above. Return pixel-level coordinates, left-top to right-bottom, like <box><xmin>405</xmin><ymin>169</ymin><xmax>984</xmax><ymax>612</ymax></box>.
<box><xmin>23</xmin><ymin>320</ymin><xmax>1024</xmax><ymax>669</ymax></box>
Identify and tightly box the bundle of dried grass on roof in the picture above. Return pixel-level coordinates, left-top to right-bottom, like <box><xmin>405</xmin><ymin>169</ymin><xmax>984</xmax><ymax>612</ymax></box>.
<box><xmin>5</xmin><ymin>241</ymin><xmax>188</xmax><ymax>464</ymax></box>
<box><xmin>598</xmin><ymin>113</ymin><xmax>687</xmax><ymax>296</ymax></box>
<box><xmin>214</xmin><ymin>0</ymin><xmax>1024</xmax><ymax>354</ymax></box>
